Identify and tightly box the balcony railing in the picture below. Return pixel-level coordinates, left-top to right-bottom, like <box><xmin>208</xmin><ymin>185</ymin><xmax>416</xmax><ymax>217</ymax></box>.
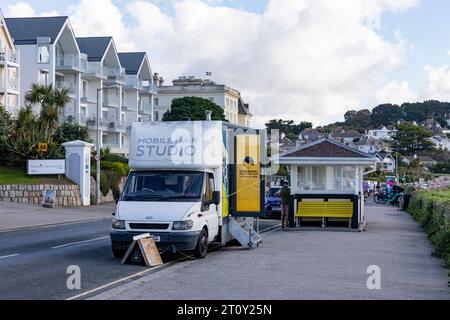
<box><xmin>105</xmin><ymin>67</ymin><xmax>125</xmax><ymax>83</ymax></box>
<box><xmin>86</xmin><ymin>63</ymin><xmax>107</xmax><ymax>78</ymax></box>
<box><xmin>86</xmin><ymin>118</ymin><xmax>109</xmax><ymax>129</ymax></box>
<box><xmin>7</xmin><ymin>78</ymin><xmax>19</xmax><ymax>91</ymax></box>
<box><xmin>124</xmin><ymin>77</ymin><xmax>144</xmax><ymax>90</ymax></box>
<box><xmin>141</xmin><ymin>102</ymin><xmax>152</xmax><ymax>115</ymax></box>
<box><xmin>0</xmin><ymin>49</ymin><xmax>20</xmax><ymax>64</ymax></box>
<box><xmin>56</xmin><ymin>54</ymin><xmax>82</xmax><ymax>71</ymax></box>
<box><xmin>55</xmin><ymin>81</ymin><xmax>76</xmax><ymax>95</ymax></box>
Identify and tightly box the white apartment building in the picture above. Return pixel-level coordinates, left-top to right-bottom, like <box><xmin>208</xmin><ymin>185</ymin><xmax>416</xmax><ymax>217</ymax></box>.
<box><xmin>366</xmin><ymin>126</ymin><xmax>396</xmax><ymax>141</ymax></box>
<box><xmin>77</xmin><ymin>36</ymin><xmax>128</xmax><ymax>154</ymax></box>
<box><xmin>5</xmin><ymin>16</ymin><xmax>158</xmax><ymax>155</ymax></box>
<box><xmin>0</xmin><ymin>10</ymin><xmax>20</xmax><ymax>115</ymax></box>
<box><xmin>156</xmin><ymin>76</ymin><xmax>252</xmax><ymax>126</ymax></box>
<box><xmin>5</xmin><ymin>16</ymin><xmax>83</xmax><ymax>120</ymax></box>
<box><xmin>118</xmin><ymin>52</ymin><xmax>157</xmax><ymax>150</ymax></box>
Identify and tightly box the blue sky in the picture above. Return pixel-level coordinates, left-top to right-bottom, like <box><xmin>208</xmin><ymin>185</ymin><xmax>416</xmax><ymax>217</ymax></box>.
<box><xmin>2</xmin><ymin>0</ymin><xmax>450</xmax><ymax>126</ymax></box>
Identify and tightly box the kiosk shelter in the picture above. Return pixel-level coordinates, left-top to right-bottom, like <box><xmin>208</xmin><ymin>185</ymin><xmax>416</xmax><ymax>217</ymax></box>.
<box><xmin>278</xmin><ymin>138</ymin><xmax>376</xmax><ymax>230</ymax></box>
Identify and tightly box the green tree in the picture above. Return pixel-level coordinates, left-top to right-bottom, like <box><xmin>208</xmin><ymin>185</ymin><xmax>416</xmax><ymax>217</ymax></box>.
<box><xmin>0</xmin><ymin>104</ymin><xmax>13</xmax><ymax>138</ymax></box>
<box><xmin>344</xmin><ymin>109</ymin><xmax>371</xmax><ymax>132</ymax></box>
<box><xmin>265</xmin><ymin>119</ymin><xmax>312</xmax><ymax>139</ymax></box>
<box><xmin>54</xmin><ymin>122</ymin><xmax>93</xmax><ymax>144</ymax></box>
<box><xmin>370</xmin><ymin>104</ymin><xmax>403</xmax><ymax>127</ymax></box>
<box><xmin>162</xmin><ymin>97</ymin><xmax>226</xmax><ymax>121</ymax></box>
<box><xmin>390</xmin><ymin>122</ymin><xmax>434</xmax><ymax>156</ymax></box>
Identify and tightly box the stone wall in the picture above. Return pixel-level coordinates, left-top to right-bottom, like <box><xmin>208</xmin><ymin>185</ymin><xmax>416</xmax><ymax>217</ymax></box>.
<box><xmin>0</xmin><ymin>184</ymin><xmax>82</xmax><ymax>207</ymax></box>
<box><xmin>90</xmin><ymin>176</ymin><xmax>126</xmax><ymax>204</ymax></box>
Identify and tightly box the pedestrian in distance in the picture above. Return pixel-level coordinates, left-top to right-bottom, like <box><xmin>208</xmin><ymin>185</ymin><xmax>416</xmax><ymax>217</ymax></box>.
<box><xmin>276</xmin><ymin>181</ymin><xmax>291</xmax><ymax>231</ymax></box>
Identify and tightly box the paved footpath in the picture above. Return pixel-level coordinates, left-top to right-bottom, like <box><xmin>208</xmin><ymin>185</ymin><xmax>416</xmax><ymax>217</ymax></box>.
<box><xmin>92</xmin><ymin>206</ymin><xmax>449</xmax><ymax>300</ymax></box>
<box><xmin>0</xmin><ymin>202</ymin><xmax>115</xmax><ymax>232</ymax></box>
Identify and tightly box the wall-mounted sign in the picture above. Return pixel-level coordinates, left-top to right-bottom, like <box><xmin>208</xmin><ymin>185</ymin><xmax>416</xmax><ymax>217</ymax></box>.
<box><xmin>43</xmin><ymin>189</ymin><xmax>56</xmax><ymax>208</ymax></box>
<box><xmin>27</xmin><ymin>159</ymin><xmax>66</xmax><ymax>175</ymax></box>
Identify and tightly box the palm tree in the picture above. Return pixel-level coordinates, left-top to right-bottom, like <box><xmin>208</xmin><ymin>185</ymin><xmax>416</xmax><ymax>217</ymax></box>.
<box><xmin>25</xmin><ymin>84</ymin><xmax>71</xmax><ymax>136</ymax></box>
<box><xmin>15</xmin><ymin>105</ymin><xmax>38</xmax><ymax>137</ymax></box>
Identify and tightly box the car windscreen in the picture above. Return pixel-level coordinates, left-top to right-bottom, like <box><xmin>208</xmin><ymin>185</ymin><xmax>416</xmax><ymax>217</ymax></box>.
<box><xmin>123</xmin><ymin>171</ymin><xmax>203</xmax><ymax>201</ymax></box>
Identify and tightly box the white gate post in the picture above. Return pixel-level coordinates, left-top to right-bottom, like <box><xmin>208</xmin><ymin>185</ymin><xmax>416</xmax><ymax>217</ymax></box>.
<box><xmin>62</xmin><ymin>140</ymin><xmax>95</xmax><ymax>206</ymax></box>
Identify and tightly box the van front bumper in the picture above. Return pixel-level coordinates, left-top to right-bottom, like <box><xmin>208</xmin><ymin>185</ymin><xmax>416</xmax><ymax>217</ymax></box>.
<box><xmin>110</xmin><ymin>229</ymin><xmax>201</xmax><ymax>251</ymax></box>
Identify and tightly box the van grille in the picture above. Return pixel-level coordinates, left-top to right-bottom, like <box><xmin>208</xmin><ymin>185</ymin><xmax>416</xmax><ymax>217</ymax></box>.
<box><xmin>129</xmin><ymin>223</ymin><xmax>170</xmax><ymax>230</ymax></box>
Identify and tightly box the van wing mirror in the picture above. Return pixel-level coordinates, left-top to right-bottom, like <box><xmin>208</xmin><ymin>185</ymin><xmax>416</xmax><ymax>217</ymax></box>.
<box><xmin>212</xmin><ymin>191</ymin><xmax>221</xmax><ymax>206</ymax></box>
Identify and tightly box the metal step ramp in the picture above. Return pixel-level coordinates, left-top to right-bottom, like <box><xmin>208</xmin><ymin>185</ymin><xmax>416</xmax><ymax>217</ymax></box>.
<box><xmin>228</xmin><ymin>217</ymin><xmax>262</xmax><ymax>248</ymax></box>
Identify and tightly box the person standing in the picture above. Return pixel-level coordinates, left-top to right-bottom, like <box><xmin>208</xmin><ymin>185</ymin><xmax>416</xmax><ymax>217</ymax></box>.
<box><xmin>276</xmin><ymin>181</ymin><xmax>291</xmax><ymax>231</ymax></box>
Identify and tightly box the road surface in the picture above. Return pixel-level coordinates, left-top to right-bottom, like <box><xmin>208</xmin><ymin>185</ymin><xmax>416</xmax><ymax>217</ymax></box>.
<box><xmin>0</xmin><ymin>218</ymin><xmax>279</xmax><ymax>300</ymax></box>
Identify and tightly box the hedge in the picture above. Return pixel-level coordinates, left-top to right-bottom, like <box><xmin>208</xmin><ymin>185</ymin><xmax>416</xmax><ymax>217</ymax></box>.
<box><xmin>100</xmin><ymin>161</ymin><xmax>129</xmax><ymax>177</ymax></box>
<box><xmin>407</xmin><ymin>189</ymin><xmax>450</xmax><ymax>268</ymax></box>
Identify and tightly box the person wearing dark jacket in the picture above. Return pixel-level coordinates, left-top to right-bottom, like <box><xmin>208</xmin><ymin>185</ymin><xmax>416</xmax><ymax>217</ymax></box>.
<box><xmin>276</xmin><ymin>181</ymin><xmax>291</xmax><ymax>231</ymax></box>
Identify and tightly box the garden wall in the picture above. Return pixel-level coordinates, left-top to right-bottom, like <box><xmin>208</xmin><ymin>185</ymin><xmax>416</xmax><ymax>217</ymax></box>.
<box><xmin>0</xmin><ymin>184</ymin><xmax>82</xmax><ymax>207</ymax></box>
<box><xmin>89</xmin><ymin>176</ymin><xmax>126</xmax><ymax>204</ymax></box>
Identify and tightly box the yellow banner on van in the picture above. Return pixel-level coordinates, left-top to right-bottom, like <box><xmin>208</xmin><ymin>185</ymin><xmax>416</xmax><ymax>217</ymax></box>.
<box><xmin>235</xmin><ymin>134</ymin><xmax>261</xmax><ymax>213</ymax></box>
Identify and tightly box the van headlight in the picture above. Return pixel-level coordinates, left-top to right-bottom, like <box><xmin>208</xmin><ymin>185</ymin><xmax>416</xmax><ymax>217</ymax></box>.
<box><xmin>172</xmin><ymin>220</ymin><xmax>194</xmax><ymax>230</ymax></box>
<box><xmin>112</xmin><ymin>220</ymin><xmax>126</xmax><ymax>230</ymax></box>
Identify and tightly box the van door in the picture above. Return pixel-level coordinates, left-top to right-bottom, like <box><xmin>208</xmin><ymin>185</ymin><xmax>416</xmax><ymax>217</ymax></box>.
<box><xmin>202</xmin><ymin>172</ymin><xmax>219</xmax><ymax>242</ymax></box>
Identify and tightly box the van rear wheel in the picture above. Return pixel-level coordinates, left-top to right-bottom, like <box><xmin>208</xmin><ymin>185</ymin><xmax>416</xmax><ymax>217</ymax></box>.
<box><xmin>194</xmin><ymin>229</ymin><xmax>208</xmax><ymax>259</ymax></box>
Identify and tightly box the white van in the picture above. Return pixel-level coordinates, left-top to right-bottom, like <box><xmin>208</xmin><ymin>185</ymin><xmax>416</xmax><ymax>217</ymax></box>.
<box><xmin>110</xmin><ymin>121</ymin><xmax>264</xmax><ymax>258</ymax></box>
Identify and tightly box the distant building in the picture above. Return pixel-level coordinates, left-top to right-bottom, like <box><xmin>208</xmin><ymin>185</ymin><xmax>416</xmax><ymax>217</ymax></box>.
<box><xmin>352</xmin><ymin>136</ymin><xmax>383</xmax><ymax>155</ymax></box>
<box><xmin>431</xmin><ymin>135</ymin><xmax>450</xmax><ymax>151</ymax></box>
<box><xmin>331</xmin><ymin>129</ymin><xmax>362</xmax><ymax>145</ymax></box>
<box><xmin>403</xmin><ymin>156</ymin><xmax>437</xmax><ymax>167</ymax></box>
<box><xmin>366</xmin><ymin>126</ymin><xmax>396</xmax><ymax>141</ymax></box>
<box><xmin>374</xmin><ymin>151</ymin><xmax>396</xmax><ymax>173</ymax></box>
<box><xmin>156</xmin><ymin>76</ymin><xmax>252</xmax><ymax>126</ymax></box>
<box><xmin>298</xmin><ymin>128</ymin><xmax>326</xmax><ymax>145</ymax></box>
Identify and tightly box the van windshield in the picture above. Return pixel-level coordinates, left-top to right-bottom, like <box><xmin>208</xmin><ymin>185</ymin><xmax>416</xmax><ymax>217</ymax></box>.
<box><xmin>122</xmin><ymin>171</ymin><xmax>204</xmax><ymax>202</ymax></box>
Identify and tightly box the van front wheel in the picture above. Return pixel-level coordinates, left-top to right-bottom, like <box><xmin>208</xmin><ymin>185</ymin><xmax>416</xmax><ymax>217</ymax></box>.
<box><xmin>194</xmin><ymin>229</ymin><xmax>208</xmax><ymax>259</ymax></box>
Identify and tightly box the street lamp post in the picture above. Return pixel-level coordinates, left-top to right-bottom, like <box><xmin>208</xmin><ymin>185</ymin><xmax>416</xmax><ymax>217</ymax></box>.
<box><xmin>96</xmin><ymin>85</ymin><xmax>119</xmax><ymax>205</ymax></box>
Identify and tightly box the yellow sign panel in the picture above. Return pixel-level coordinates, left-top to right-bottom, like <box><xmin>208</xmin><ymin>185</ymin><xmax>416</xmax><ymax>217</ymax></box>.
<box><xmin>38</xmin><ymin>143</ymin><xmax>48</xmax><ymax>153</ymax></box>
<box><xmin>235</xmin><ymin>134</ymin><xmax>261</xmax><ymax>213</ymax></box>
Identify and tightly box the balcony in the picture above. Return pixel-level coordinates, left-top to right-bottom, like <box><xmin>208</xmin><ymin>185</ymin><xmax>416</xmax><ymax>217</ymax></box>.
<box><xmin>103</xmin><ymin>94</ymin><xmax>120</xmax><ymax>108</ymax></box>
<box><xmin>55</xmin><ymin>54</ymin><xmax>83</xmax><ymax>73</ymax></box>
<box><xmin>139</xmin><ymin>102</ymin><xmax>152</xmax><ymax>115</ymax></box>
<box><xmin>84</xmin><ymin>63</ymin><xmax>107</xmax><ymax>79</ymax></box>
<box><xmin>106</xmin><ymin>120</ymin><xmax>126</xmax><ymax>133</ymax></box>
<box><xmin>55</xmin><ymin>81</ymin><xmax>76</xmax><ymax>96</ymax></box>
<box><xmin>122</xmin><ymin>103</ymin><xmax>137</xmax><ymax>112</ymax></box>
<box><xmin>86</xmin><ymin>118</ymin><xmax>108</xmax><ymax>130</ymax></box>
<box><xmin>105</xmin><ymin>67</ymin><xmax>125</xmax><ymax>84</ymax></box>
<box><xmin>123</xmin><ymin>77</ymin><xmax>144</xmax><ymax>91</ymax></box>
<box><xmin>140</xmin><ymin>81</ymin><xmax>157</xmax><ymax>95</ymax></box>
<box><xmin>0</xmin><ymin>49</ymin><xmax>20</xmax><ymax>65</ymax></box>
<box><xmin>0</xmin><ymin>78</ymin><xmax>19</xmax><ymax>93</ymax></box>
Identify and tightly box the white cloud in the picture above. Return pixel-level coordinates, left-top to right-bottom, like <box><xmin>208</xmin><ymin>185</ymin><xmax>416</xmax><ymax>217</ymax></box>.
<box><xmin>123</xmin><ymin>0</ymin><xmax>420</xmax><ymax>126</ymax></box>
<box><xmin>6</xmin><ymin>0</ymin><xmax>422</xmax><ymax>127</ymax></box>
<box><xmin>5</xmin><ymin>2</ymin><xmax>58</xmax><ymax>17</ymax></box>
<box><xmin>67</xmin><ymin>0</ymin><xmax>136</xmax><ymax>51</ymax></box>
<box><xmin>424</xmin><ymin>65</ymin><xmax>450</xmax><ymax>101</ymax></box>
<box><xmin>373</xmin><ymin>80</ymin><xmax>418</xmax><ymax>105</ymax></box>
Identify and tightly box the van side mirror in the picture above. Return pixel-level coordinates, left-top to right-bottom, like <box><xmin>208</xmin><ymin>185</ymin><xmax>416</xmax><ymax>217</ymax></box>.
<box><xmin>212</xmin><ymin>191</ymin><xmax>221</xmax><ymax>205</ymax></box>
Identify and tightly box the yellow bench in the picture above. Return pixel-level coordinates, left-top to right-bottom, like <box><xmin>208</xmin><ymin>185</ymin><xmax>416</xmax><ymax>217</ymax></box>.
<box><xmin>296</xmin><ymin>200</ymin><xmax>353</xmax><ymax>218</ymax></box>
